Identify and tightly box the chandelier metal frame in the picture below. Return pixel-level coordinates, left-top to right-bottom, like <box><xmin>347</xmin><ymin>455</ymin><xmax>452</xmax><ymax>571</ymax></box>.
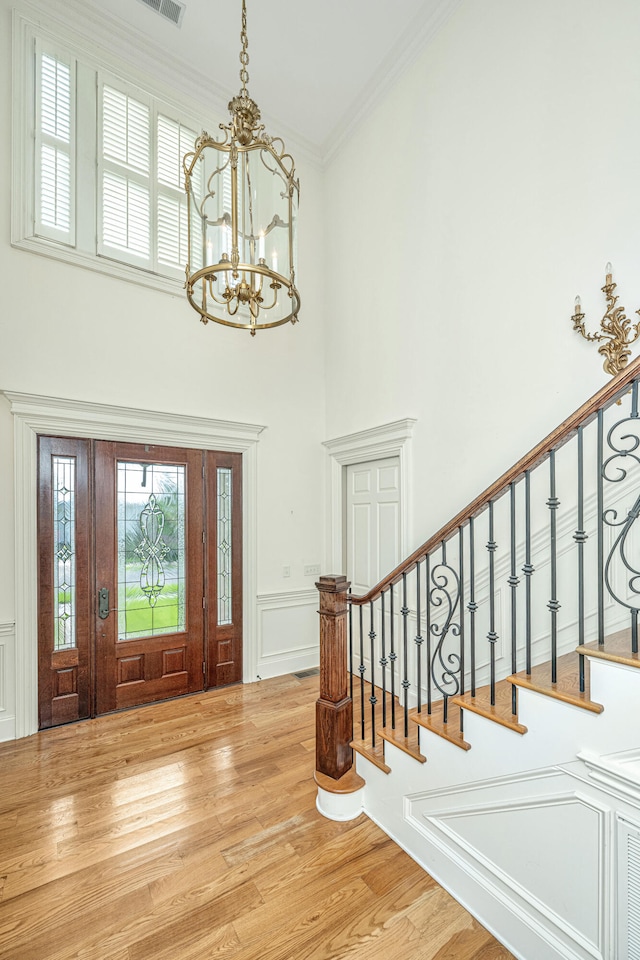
<box><xmin>183</xmin><ymin>0</ymin><xmax>300</xmax><ymax>335</ymax></box>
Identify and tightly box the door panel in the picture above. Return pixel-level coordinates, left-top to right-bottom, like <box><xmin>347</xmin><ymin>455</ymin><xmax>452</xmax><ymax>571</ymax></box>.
<box><xmin>94</xmin><ymin>441</ymin><xmax>205</xmax><ymax>714</ymax></box>
<box><xmin>38</xmin><ymin>437</ymin><xmax>92</xmax><ymax>728</ymax></box>
<box><xmin>206</xmin><ymin>451</ymin><xmax>243</xmax><ymax>687</ymax></box>
<box><xmin>346</xmin><ymin>457</ymin><xmax>400</xmax><ymax>593</ymax></box>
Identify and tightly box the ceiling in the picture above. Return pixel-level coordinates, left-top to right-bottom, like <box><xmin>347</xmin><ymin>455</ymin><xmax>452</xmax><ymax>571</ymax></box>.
<box><xmin>70</xmin><ymin>0</ymin><xmax>462</xmax><ymax>159</ymax></box>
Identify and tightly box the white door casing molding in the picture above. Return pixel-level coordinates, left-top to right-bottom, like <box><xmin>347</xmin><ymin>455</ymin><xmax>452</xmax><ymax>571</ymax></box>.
<box><xmin>4</xmin><ymin>390</ymin><xmax>265</xmax><ymax>738</ymax></box>
<box><xmin>323</xmin><ymin>418</ymin><xmax>416</xmax><ymax>577</ymax></box>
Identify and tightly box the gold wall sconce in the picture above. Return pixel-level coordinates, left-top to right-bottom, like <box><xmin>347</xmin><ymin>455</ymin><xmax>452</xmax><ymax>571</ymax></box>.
<box><xmin>572</xmin><ymin>264</ymin><xmax>640</xmax><ymax>376</ymax></box>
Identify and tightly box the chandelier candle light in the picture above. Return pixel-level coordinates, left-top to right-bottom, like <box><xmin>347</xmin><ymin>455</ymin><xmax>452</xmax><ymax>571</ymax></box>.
<box><xmin>183</xmin><ymin>0</ymin><xmax>300</xmax><ymax>335</ymax></box>
<box><xmin>572</xmin><ymin>263</ymin><xmax>640</xmax><ymax>376</ymax></box>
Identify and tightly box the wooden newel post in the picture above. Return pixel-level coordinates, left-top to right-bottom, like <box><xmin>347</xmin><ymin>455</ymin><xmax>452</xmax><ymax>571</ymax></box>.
<box><xmin>315</xmin><ymin>575</ymin><xmax>353</xmax><ymax>780</ymax></box>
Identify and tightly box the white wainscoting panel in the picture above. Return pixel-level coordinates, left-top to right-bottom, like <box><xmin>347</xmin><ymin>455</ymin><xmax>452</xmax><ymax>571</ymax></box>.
<box><xmin>256</xmin><ymin>589</ymin><xmax>318</xmax><ymax>680</ymax></box>
<box><xmin>405</xmin><ymin>767</ymin><xmax>611</xmax><ymax>960</ymax></box>
<box><xmin>0</xmin><ymin>622</ymin><xmax>16</xmax><ymax>741</ymax></box>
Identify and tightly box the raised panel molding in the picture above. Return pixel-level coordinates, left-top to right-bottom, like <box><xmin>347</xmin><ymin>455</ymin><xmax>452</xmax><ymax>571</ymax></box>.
<box><xmin>256</xmin><ymin>589</ymin><xmax>318</xmax><ymax>680</ymax></box>
<box><xmin>0</xmin><ymin>621</ymin><xmax>17</xmax><ymax>741</ymax></box>
<box><xmin>406</xmin><ymin>768</ymin><xmax>611</xmax><ymax>960</ymax></box>
<box><xmin>3</xmin><ymin>390</ymin><xmax>265</xmax><ymax>738</ymax></box>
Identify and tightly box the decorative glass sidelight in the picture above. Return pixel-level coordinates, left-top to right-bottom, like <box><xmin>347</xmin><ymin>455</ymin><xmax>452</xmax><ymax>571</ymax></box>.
<box><xmin>117</xmin><ymin>461</ymin><xmax>186</xmax><ymax>640</ymax></box>
<box><xmin>217</xmin><ymin>467</ymin><xmax>233</xmax><ymax>625</ymax></box>
<box><xmin>53</xmin><ymin>456</ymin><xmax>76</xmax><ymax>650</ymax></box>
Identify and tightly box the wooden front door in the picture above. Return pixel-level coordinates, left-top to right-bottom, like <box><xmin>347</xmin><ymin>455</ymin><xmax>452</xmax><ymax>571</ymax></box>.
<box><xmin>37</xmin><ymin>437</ymin><xmax>243</xmax><ymax>728</ymax></box>
<box><xmin>94</xmin><ymin>441</ymin><xmax>205</xmax><ymax>713</ymax></box>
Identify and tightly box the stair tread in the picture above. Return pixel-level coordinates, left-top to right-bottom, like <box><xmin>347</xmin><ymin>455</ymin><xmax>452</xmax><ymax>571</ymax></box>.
<box><xmin>508</xmin><ymin>650</ymin><xmax>603</xmax><ymax>714</ymax></box>
<box><xmin>577</xmin><ymin>629</ymin><xmax>640</xmax><ymax>669</ymax></box>
<box><xmin>378</xmin><ymin>725</ymin><xmax>427</xmax><ymax>763</ymax></box>
<box><xmin>411</xmin><ymin>701</ymin><xmax>471</xmax><ymax>750</ymax></box>
<box><xmin>453</xmin><ymin>680</ymin><xmax>527</xmax><ymax>734</ymax></box>
<box><xmin>351</xmin><ymin>737</ymin><xmax>391</xmax><ymax>774</ymax></box>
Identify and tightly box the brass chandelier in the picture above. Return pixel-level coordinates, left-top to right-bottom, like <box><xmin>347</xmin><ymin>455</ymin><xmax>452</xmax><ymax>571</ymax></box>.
<box><xmin>183</xmin><ymin>0</ymin><xmax>300</xmax><ymax>335</ymax></box>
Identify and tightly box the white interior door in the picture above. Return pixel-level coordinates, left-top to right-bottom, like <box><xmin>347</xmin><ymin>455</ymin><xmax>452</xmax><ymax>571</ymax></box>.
<box><xmin>346</xmin><ymin>456</ymin><xmax>401</xmax><ymax>594</ymax></box>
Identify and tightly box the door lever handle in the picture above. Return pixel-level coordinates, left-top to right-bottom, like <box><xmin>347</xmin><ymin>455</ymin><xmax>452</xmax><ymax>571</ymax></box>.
<box><xmin>98</xmin><ymin>587</ymin><xmax>110</xmax><ymax>620</ymax></box>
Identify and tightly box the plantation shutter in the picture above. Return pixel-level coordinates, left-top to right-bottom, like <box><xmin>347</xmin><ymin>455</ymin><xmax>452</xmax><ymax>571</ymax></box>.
<box><xmin>156</xmin><ymin>114</ymin><xmax>201</xmax><ymax>273</ymax></box>
<box><xmin>98</xmin><ymin>81</ymin><xmax>151</xmax><ymax>266</ymax></box>
<box><xmin>35</xmin><ymin>44</ymin><xmax>75</xmax><ymax>244</ymax></box>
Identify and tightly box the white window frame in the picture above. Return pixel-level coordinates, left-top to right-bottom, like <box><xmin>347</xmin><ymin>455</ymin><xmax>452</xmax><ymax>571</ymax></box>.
<box><xmin>11</xmin><ymin>10</ymin><xmax>209</xmax><ymax>296</ymax></box>
<box><xmin>34</xmin><ymin>39</ymin><xmax>77</xmax><ymax>246</ymax></box>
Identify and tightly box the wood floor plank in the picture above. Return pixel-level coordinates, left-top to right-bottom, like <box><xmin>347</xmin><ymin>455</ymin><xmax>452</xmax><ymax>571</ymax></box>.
<box><xmin>0</xmin><ymin>674</ymin><xmax>514</xmax><ymax>960</ymax></box>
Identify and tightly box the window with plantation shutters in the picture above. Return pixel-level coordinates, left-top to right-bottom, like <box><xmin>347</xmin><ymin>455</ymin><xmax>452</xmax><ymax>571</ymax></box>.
<box><xmin>35</xmin><ymin>45</ymin><xmax>75</xmax><ymax>244</ymax></box>
<box><xmin>15</xmin><ymin>16</ymin><xmax>208</xmax><ymax>292</ymax></box>
<box><xmin>99</xmin><ymin>83</ymin><xmax>151</xmax><ymax>266</ymax></box>
<box><xmin>157</xmin><ymin>114</ymin><xmax>201</xmax><ymax>272</ymax></box>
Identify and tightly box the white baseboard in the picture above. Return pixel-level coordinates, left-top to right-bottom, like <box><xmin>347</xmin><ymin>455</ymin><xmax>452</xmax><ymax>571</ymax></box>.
<box><xmin>0</xmin><ymin>621</ymin><xmax>16</xmax><ymax>742</ymax></box>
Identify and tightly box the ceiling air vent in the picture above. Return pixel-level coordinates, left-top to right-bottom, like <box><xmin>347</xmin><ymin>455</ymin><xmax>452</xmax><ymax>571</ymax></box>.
<box><xmin>135</xmin><ymin>0</ymin><xmax>186</xmax><ymax>28</ymax></box>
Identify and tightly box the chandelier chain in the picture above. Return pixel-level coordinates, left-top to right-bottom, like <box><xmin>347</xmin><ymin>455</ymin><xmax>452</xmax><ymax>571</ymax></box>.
<box><xmin>239</xmin><ymin>0</ymin><xmax>249</xmax><ymax>96</ymax></box>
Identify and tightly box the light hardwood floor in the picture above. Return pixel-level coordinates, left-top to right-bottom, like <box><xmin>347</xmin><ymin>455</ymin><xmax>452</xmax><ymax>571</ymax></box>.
<box><xmin>0</xmin><ymin>674</ymin><xmax>515</xmax><ymax>959</ymax></box>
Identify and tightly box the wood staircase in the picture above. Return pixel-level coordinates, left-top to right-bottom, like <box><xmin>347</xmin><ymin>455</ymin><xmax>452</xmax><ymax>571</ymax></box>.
<box><xmin>341</xmin><ymin>639</ymin><xmax>634</xmax><ymax>780</ymax></box>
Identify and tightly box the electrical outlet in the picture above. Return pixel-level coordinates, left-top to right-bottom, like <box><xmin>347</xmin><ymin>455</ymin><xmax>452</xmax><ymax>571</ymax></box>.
<box><xmin>282</xmin><ymin>564</ymin><xmax>291</xmax><ymax>578</ymax></box>
<box><xmin>304</xmin><ymin>564</ymin><xmax>321</xmax><ymax>576</ymax></box>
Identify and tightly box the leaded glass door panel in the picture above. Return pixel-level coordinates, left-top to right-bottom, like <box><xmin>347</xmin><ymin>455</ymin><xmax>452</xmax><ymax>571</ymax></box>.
<box><xmin>38</xmin><ymin>437</ymin><xmax>92</xmax><ymax>728</ymax></box>
<box><xmin>205</xmin><ymin>451</ymin><xmax>243</xmax><ymax>687</ymax></box>
<box><xmin>94</xmin><ymin>441</ymin><xmax>205</xmax><ymax>714</ymax></box>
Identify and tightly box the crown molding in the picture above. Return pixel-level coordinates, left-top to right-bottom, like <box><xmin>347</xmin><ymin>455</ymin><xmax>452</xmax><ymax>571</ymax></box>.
<box><xmin>321</xmin><ymin>0</ymin><xmax>464</xmax><ymax>165</ymax></box>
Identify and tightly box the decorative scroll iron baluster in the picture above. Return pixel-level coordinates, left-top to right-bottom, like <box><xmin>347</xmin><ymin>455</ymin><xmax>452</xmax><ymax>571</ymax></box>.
<box><xmin>602</xmin><ymin>379</ymin><xmax>640</xmax><ymax>654</ymax></box>
<box><xmin>429</xmin><ymin>539</ymin><xmax>462</xmax><ymax>724</ymax></box>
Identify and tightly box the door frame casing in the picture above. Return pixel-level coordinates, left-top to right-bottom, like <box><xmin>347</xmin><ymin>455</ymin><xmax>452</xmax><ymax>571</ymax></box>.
<box><xmin>323</xmin><ymin>418</ymin><xmax>416</xmax><ymax>576</ymax></box>
<box><xmin>5</xmin><ymin>390</ymin><xmax>264</xmax><ymax>739</ymax></box>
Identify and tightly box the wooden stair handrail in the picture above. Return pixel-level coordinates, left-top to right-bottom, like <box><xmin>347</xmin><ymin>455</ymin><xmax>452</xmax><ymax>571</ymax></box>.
<box><xmin>350</xmin><ymin>354</ymin><xmax>640</xmax><ymax>606</ymax></box>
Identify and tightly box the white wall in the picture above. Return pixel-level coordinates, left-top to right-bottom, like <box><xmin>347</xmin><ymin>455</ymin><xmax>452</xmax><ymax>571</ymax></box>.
<box><xmin>323</xmin><ymin>0</ymin><xmax>640</xmax><ymax>556</ymax></box>
<box><xmin>0</xmin><ymin>0</ymin><xmax>328</xmax><ymax>734</ymax></box>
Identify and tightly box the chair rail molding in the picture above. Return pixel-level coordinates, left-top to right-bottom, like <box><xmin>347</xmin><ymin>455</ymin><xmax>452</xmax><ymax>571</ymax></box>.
<box><xmin>323</xmin><ymin>418</ymin><xmax>416</xmax><ymax>574</ymax></box>
<box><xmin>3</xmin><ymin>390</ymin><xmax>265</xmax><ymax>738</ymax></box>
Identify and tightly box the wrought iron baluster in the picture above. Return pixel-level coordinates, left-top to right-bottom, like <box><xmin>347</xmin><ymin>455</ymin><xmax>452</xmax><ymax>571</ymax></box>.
<box><xmin>415</xmin><ymin>561</ymin><xmax>423</xmax><ymax>713</ymax></box>
<box><xmin>389</xmin><ymin>584</ymin><xmax>396</xmax><ymax>729</ymax></box>
<box><xmin>369</xmin><ymin>600</ymin><xmax>377</xmax><ymax>748</ymax></box>
<box><xmin>523</xmin><ymin>470</ymin><xmax>534</xmax><ymax>675</ymax></box>
<box><xmin>429</xmin><ymin>539</ymin><xmax>462</xmax><ymax>724</ymax></box>
<box><xmin>458</xmin><ymin>527</ymin><xmax>465</xmax><ymax>732</ymax></box>
<box><xmin>597</xmin><ymin>408</ymin><xmax>604</xmax><ymax>644</ymax></box>
<box><xmin>401</xmin><ymin>572</ymin><xmax>410</xmax><ymax>738</ymax></box>
<box><xmin>487</xmin><ymin>502</ymin><xmax>498</xmax><ymax>706</ymax></box>
<box><xmin>358</xmin><ymin>604</ymin><xmax>365</xmax><ymax>741</ymax></box>
<box><xmin>508</xmin><ymin>482</ymin><xmax>519</xmax><ymax>714</ymax></box>
<box><xmin>380</xmin><ymin>590</ymin><xmax>387</xmax><ymax>728</ymax></box>
<box><xmin>574</xmin><ymin>426</ymin><xmax>587</xmax><ymax>692</ymax></box>
<box><xmin>547</xmin><ymin>450</ymin><xmax>560</xmax><ymax>683</ymax></box>
<box><xmin>468</xmin><ymin>518</ymin><xmax>477</xmax><ymax>697</ymax></box>
<box><xmin>348</xmin><ymin>589</ymin><xmax>353</xmax><ymax>708</ymax></box>
<box><xmin>426</xmin><ymin>554</ymin><xmax>432</xmax><ymax>714</ymax></box>
<box><xmin>602</xmin><ymin>379</ymin><xmax>640</xmax><ymax>655</ymax></box>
